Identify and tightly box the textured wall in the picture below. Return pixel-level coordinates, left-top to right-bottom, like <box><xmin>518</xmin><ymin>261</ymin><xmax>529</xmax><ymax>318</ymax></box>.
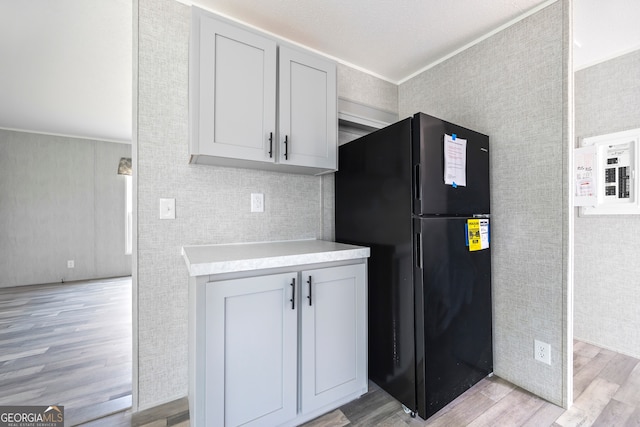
<box><xmin>0</xmin><ymin>129</ymin><xmax>131</xmax><ymax>288</ymax></box>
<box><xmin>135</xmin><ymin>0</ymin><xmax>397</xmax><ymax>409</ymax></box>
<box><xmin>399</xmin><ymin>0</ymin><xmax>571</xmax><ymax>406</ymax></box>
<box><xmin>337</xmin><ymin>64</ymin><xmax>398</xmax><ymax>114</ymax></box>
<box><xmin>574</xmin><ymin>49</ymin><xmax>640</xmax><ymax>358</ymax></box>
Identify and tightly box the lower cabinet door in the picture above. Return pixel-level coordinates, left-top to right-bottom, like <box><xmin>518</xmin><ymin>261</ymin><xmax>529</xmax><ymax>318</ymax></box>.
<box><xmin>300</xmin><ymin>264</ymin><xmax>367</xmax><ymax>413</ymax></box>
<box><xmin>205</xmin><ymin>272</ymin><xmax>298</xmax><ymax>427</ymax></box>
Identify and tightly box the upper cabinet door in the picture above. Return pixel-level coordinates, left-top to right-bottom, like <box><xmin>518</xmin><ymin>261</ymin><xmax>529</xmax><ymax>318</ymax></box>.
<box><xmin>193</xmin><ymin>12</ymin><xmax>276</xmax><ymax>162</ymax></box>
<box><xmin>279</xmin><ymin>46</ymin><xmax>337</xmax><ymax>171</ymax></box>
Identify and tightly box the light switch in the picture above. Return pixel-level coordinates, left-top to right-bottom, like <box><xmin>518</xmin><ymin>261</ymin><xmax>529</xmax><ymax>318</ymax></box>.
<box><xmin>159</xmin><ymin>198</ymin><xmax>176</xmax><ymax>219</ymax></box>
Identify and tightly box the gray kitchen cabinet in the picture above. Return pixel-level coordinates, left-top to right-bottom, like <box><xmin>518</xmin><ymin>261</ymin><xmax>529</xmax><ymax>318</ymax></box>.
<box><xmin>190</xmin><ymin>12</ymin><xmax>277</xmax><ymax>165</ymax></box>
<box><xmin>278</xmin><ymin>46</ymin><xmax>337</xmax><ymax>171</ymax></box>
<box><xmin>185</xmin><ymin>240</ymin><xmax>369</xmax><ymax>427</ymax></box>
<box><xmin>300</xmin><ymin>264</ymin><xmax>367</xmax><ymax>415</ymax></box>
<box><xmin>205</xmin><ymin>272</ymin><xmax>298</xmax><ymax>427</ymax></box>
<box><xmin>200</xmin><ymin>264</ymin><xmax>366</xmax><ymax>427</ymax></box>
<box><xmin>190</xmin><ymin>7</ymin><xmax>337</xmax><ymax>175</ymax></box>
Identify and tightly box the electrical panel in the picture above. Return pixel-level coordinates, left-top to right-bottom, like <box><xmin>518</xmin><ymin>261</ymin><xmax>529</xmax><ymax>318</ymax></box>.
<box><xmin>574</xmin><ymin>128</ymin><xmax>640</xmax><ymax>215</ymax></box>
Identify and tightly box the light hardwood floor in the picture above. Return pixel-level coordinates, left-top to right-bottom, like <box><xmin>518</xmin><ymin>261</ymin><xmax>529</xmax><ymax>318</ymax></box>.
<box><xmin>83</xmin><ymin>340</ymin><xmax>640</xmax><ymax>427</ymax></box>
<box><xmin>301</xmin><ymin>340</ymin><xmax>640</xmax><ymax>427</ymax></box>
<box><xmin>2</xmin><ymin>279</ymin><xmax>639</xmax><ymax>426</ymax></box>
<box><xmin>0</xmin><ymin>277</ymin><xmax>132</xmax><ymax>426</ymax></box>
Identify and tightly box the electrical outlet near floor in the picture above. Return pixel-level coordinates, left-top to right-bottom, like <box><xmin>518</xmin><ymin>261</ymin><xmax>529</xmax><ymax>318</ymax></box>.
<box><xmin>534</xmin><ymin>339</ymin><xmax>551</xmax><ymax>365</ymax></box>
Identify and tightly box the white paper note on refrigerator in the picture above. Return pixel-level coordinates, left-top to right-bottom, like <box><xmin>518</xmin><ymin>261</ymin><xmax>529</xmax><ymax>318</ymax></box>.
<box><xmin>444</xmin><ymin>134</ymin><xmax>467</xmax><ymax>187</ymax></box>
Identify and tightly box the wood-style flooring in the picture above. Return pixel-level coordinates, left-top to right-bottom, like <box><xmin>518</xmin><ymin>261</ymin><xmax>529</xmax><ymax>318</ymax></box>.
<box><xmin>302</xmin><ymin>340</ymin><xmax>640</xmax><ymax>427</ymax></box>
<box><xmin>81</xmin><ymin>340</ymin><xmax>640</xmax><ymax>427</ymax></box>
<box><xmin>2</xmin><ymin>277</ymin><xmax>639</xmax><ymax>426</ymax></box>
<box><xmin>0</xmin><ymin>277</ymin><xmax>132</xmax><ymax>426</ymax></box>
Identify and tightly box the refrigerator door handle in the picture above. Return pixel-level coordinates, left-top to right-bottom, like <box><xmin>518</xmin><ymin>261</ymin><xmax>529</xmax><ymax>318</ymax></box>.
<box><xmin>414</xmin><ymin>164</ymin><xmax>421</xmax><ymax>201</ymax></box>
<box><xmin>415</xmin><ymin>232</ymin><xmax>423</xmax><ymax>269</ymax></box>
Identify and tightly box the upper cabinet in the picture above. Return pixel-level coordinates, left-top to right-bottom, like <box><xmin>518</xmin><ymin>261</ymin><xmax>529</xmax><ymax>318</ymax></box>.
<box><xmin>189</xmin><ymin>7</ymin><xmax>337</xmax><ymax>175</ymax></box>
<box><xmin>191</xmin><ymin>15</ymin><xmax>277</xmax><ymax>164</ymax></box>
<box><xmin>278</xmin><ymin>46</ymin><xmax>337</xmax><ymax>171</ymax></box>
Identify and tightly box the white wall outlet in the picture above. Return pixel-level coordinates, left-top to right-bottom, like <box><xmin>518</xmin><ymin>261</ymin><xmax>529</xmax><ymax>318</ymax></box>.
<box><xmin>251</xmin><ymin>193</ymin><xmax>264</xmax><ymax>213</ymax></box>
<box><xmin>534</xmin><ymin>339</ymin><xmax>551</xmax><ymax>365</ymax></box>
<box><xmin>67</xmin><ymin>260</ymin><xmax>75</xmax><ymax>268</ymax></box>
<box><xmin>159</xmin><ymin>198</ymin><xmax>176</xmax><ymax>219</ymax></box>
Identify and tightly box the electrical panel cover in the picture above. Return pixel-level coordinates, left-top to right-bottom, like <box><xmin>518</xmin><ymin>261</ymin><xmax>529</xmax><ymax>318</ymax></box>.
<box><xmin>574</xmin><ymin>128</ymin><xmax>640</xmax><ymax>215</ymax></box>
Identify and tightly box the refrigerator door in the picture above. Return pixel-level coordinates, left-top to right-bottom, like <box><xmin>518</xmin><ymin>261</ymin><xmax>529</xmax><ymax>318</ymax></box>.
<box><xmin>412</xmin><ymin>113</ymin><xmax>490</xmax><ymax>216</ymax></box>
<box><xmin>335</xmin><ymin>118</ymin><xmax>418</xmax><ymax>412</ymax></box>
<box><xmin>413</xmin><ymin>217</ymin><xmax>493</xmax><ymax>419</ymax></box>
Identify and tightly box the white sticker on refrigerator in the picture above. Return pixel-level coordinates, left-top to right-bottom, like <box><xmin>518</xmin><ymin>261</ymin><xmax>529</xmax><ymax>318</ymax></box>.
<box><xmin>444</xmin><ymin>134</ymin><xmax>467</xmax><ymax>187</ymax></box>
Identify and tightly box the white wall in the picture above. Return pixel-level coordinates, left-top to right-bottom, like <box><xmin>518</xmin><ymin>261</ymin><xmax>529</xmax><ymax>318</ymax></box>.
<box><xmin>574</xmin><ymin>49</ymin><xmax>640</xmax><ymax>359</ymax></box>
<box><xmin>399</xmin><ymin>0</ymin><xmax>572</xmax><ymax>407</ymax></box>
<box><xmin>0</xmin><ymin>129</ymin><xmax>132</xmax><ymax>287</ymax></box>
<box><xmin>134</xmin><ymin>0</ymin><xmax>397</xmax><ymax>409</ymax></box>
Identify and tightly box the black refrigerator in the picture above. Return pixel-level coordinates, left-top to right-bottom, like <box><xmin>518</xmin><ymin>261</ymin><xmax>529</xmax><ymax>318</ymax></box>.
<box><xmin>335</xmin><ymin>112</ymin><xmax>493</xmax><ymax>420</ymax></box>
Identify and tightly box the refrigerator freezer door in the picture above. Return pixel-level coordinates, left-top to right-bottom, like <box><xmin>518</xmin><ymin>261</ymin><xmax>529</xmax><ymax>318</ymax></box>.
<box><xmin>412</xmin><ymin>113</ymin><xmax>490</xmax><ymax>216</ymax></box>
<box><xmin>413</xmin><ymin>217</ymin><xmax>493</xmax><ymax>419</ymax></box>
<box><xmin>336</xmin><ymin>118</ymin><xmax>418</xmax><ymax>412</ymax></box>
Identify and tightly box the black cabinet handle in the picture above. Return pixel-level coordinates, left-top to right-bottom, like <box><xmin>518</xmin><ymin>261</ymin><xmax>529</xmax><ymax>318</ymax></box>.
<box><xmin>268</xmin><ymin>132</ymin><xmax>273</xmax><ymax>158</ymax></box>
<box><xmin>290</xmin><ymin>278</ymin><xmax>296</xmax><ymax>310</ymax></box>
<box><xmin>306</xmin><ymin>276</ymin><xmax>312</xmax><ymax>306</ymax></box>
<box><xmin>284</xmin><ymin>135</ymin><xmax>289</xmax><ymax>160</ymax></box>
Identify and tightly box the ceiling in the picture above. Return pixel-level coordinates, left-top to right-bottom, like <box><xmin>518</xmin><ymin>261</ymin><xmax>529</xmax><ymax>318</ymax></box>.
<box><xmin>192</xmin><ymin>0</ymin><xmax>552</xmax><ymax>83</ymax></box>
<box><xmin>0</xmin><ymin>0</ymin><xmax>131</xmax><ymax>143</ymax></box>
<box><xmin>573</xmin><ymin>0</ymin><xmax>640</xmax><ymax>70</ymax></box>
<box><xmin>0</xmin><ymin>0</ymin><xmax>638</xmax><ymax>143</ymax></box>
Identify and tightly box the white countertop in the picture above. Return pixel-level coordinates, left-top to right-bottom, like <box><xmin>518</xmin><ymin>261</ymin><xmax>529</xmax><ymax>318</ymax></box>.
<box><xmin>182</xmin><ymin>239</ymin><xmax>370</xmax><ymax>277</ymax></box>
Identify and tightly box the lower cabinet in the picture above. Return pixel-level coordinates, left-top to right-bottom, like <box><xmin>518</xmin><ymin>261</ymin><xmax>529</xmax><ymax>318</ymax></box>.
<box><xmin>205</xmin><ymin>272</ymin><xmax>298</xmax><ymax>426</ymax></box>
<box><xmin>299</xmin><ymin>265</ymin><xmax>367</xmax><ymax>415</ymax></box>
<box><xmin>195</xmin><ymin>263</ymin><xmax>367</xmax><ymax>427</ymax></box>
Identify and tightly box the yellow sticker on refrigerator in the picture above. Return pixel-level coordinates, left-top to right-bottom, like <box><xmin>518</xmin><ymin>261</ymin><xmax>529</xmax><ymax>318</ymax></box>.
<box><xmin>467</xmin><ymin>218</ymin><xmax>489</xmax><ymax>251</ymax></box>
